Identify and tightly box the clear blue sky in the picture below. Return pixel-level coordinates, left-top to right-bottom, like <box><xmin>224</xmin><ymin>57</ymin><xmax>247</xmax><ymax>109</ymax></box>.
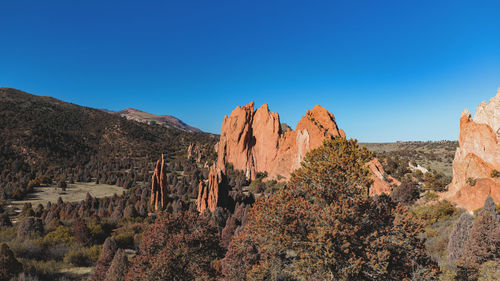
<box><xmin>1</xmin><ymin>0</ymin><xmax>499</xmax><ymax>142</ymax></box>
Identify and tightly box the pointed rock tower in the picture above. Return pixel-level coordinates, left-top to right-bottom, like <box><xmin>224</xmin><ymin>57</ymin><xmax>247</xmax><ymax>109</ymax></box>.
<box><xmin>150</xmin><ymin>154</ymin><xmax>168</xmax><ymax>211</ymax></box>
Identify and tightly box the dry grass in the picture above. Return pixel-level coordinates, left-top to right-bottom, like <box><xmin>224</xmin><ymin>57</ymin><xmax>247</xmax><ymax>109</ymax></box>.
<box><xmin>11</xmin><ymin>182</ymin><xmax>126</xmax><ymax>208</ymax></box>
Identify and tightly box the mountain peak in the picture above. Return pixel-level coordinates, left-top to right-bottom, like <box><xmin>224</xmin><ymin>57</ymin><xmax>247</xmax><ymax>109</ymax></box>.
<box><xmin>106</xmin><ymin>108</ymin><xmax>201</xmax><ymax>132</ymax></box>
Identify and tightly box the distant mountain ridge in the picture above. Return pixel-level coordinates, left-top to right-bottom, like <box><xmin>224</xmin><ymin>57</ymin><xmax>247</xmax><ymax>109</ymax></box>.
<box><xmin>103</xmin><ymin>108</ymin><xmax>202</xmax><ymax>132</ymax></box>
<box><xmin>0</xmin><ymin>87</ymin><xmax>214</xmax><ymax>188</ymax></box>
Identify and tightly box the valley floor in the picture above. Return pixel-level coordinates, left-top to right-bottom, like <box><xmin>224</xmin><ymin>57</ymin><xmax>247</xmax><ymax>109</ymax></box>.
<box><xmin>10</xmin><ymin>182</ymin><xmax>125</xmax><ymax>208</ymax></box>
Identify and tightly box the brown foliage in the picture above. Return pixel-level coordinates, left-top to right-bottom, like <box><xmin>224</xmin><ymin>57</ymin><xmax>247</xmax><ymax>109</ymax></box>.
<box><xmin>0</xmin><ymin>243</ymin><xmax>22</xmax><ymax>281</ymax></box>
<box><xmin>458</xmin><ymin>196</ymin><xmax>500</xmax><ymax>279</ymax></box>
<box><xmin>125</xmin><ymin>211</ymin><xmax>224</xmax><ymax>281</ymax></box>
<box><xmin>17</xmin><ymin>217</ymin><xmax>44</xmax><ymax>239</ymax></box>
<box><xmin>72</xmin><ymin>218</ymin><xmax>91</xmax><ymax>246</ymax></box>
<box><xmin>222</xmin><ymin>138</ymin><xmax>438</xmax><ymax>280</ymax></box>
<box><xmin>90</xmin><ymin>237</ymin><xmax>117</xmax><ymax>281</ymax></box>
<box><xmin>105</xmin><ymin>248</ymin><xmax>129</xmax><ymax>281</ymax></box>
<box><xmin>447</xmin><ymin>212</ymin><xmax>474</xmax><ymax>263</ymax></box>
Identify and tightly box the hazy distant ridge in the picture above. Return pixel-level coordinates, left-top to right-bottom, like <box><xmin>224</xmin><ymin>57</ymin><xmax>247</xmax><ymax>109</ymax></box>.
<box><xmin>103</xmin><ymin>108</ymin><xmax>202</xmax><ymax>132</ymax></box>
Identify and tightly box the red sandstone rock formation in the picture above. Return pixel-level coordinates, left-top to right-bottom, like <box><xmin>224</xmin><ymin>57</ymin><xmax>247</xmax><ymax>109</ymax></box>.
<box><xmin>199</xmin><ymin>102</ymin><xmax>397</xmax><ymax>213</ymax></box>
<box><xmin>197</xmin><ymin>165</ymin><xmax>227</xmax><ymax>213</ymax></box>
<box><xmin>150</xmin><ymin>154</ymin><xmax>168</xmax><ymax>211</ymax></box>
<box><xmin>367</xmin><ymin>158</ymin><xmax>401</xmax><ymax>196</ymax></box>
<box><xmin>187</xmin><ymin>143</ymin><xmax>194</xmax><ymax>160</ymax></box>
<box><xmin>216</xmin><ymin>102</ymin><xmax>345</xmax><ymax>180</ymax></box>
<box><xmin>187</xmin><ymin>143</ymin><xmax>203</xmax><ymax>163</ymax></box>
<box><xmin>442</xmin><ymin>89</ymin><xmax>500</xmax><ymax>210</ymax></box>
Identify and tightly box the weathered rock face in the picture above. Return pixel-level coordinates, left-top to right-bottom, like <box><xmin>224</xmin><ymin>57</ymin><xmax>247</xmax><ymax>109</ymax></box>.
<box><xmin>216</xmin><ymin>102</ymin><xmax>345</xmax><ymax>180</ymax></box>
<box><xmin>187</xmin><ymin>143</ymin><xmax>194</xmax><ymax>160</ymax></box>
<box><xmin>443</xmin><ymin>90</ymin><xmax>500</xmax><ymax>210</ymax></box>
<box><xmin>187</xmin><ymin>143</ymin><xmax>203</xmax><ymax>163</ymax></box>
<box><xmin>367</xmin><ymin>158</ymin><xmax>401</xmax><ymax>196</ymax></box>
<box><xmin>197</xmin><ymin>165</ymin><xmax>228</xmax><ymax>213</ymax></box>
<box><xmin>150</xmin><ymin>154</ymin><xmax>168</xmax><ymax>211</ymax></box>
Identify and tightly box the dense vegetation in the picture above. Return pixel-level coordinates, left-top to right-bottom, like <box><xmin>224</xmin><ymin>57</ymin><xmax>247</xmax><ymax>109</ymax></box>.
<box><xmin>0</xmin><ymin>89</ymin><xmax>498</xmax><ymax>280</ymax></box>
<box><xmin>0</xmin><ymin>88</ymin><xmax>216</xmax><ymax>201</ymax></box>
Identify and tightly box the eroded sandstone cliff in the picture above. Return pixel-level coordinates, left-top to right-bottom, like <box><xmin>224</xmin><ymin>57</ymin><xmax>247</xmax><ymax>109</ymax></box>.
<box><xmin>196</xmin><ymin>102</ymin><xmax>397</xmax><ymax>213</ymax></box>
<box><xmin>216</xmin><ymin>102</ymin><xmax>345</xmax><ymax>180</ymax></box>
<box><xmin>443</xmin><ymin>89</ymin><xmax>500</xmax><ymax>210</ymax></box>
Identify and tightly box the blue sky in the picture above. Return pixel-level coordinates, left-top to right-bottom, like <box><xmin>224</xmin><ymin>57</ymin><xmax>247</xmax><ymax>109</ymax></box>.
<box><xmin>1</xmin><ymin>0</ymin><xmax>499</xmax><ymax>142</ymax></box>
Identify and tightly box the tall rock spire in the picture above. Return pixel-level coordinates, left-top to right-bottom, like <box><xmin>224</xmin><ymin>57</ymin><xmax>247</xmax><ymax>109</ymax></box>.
<box><xmin>150</xmin><ymin>154</ymin><xmax>168</xmax><ymax>211</ymax></box>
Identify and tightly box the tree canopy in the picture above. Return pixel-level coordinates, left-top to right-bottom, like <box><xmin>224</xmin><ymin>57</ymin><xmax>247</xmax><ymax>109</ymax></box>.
<box><xmin>222</xmin><ymin>138</ymin><xmax>438</xmax><ymax>280</ymax></box>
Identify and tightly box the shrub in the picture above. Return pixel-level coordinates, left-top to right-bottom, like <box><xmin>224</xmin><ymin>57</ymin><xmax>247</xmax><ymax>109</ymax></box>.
<box><xmin>64</xmin><ymin>247</ymin><xmax>91</xmax><ymax>267</ymax></box>
<box><xmin>17</xmin><ymin>217</ymin><xmax>44</xmax><ymax>239</ymax></box>
<box><xmin>89</xmin><ymin>222</ymin><xmax>114</xmax><ymax>245</ymax></box>
<box><xmin>412</xmin><ymin>200</ymin><xmax>458</xmax><ymax>226</ymax></box>
<box><xmin>72</xmin><ymin>219</ymin><xmax>91</xmax><ymax>246</ymax></box>
<box><xmin>255</xmin><ymin>171</ymin><xmax>268</xmax><ymax>179</ymax></box>
<box><xmin>123</xmin><ymin>205</ymin><xmax>138</xmax><ymax>220</ymax></box>
<box><xmin>477</xmin><ymin>260</ymin><xmax>500</xmax><ymax>281</ymax></box>
<box><xmin>0</xmin><ymin>227</ymin><xmax>16</xmax><ymax>243</ymax></box>
<box><xmin>222</xmin><ymin>139</ymin><xmax>438</xmax><ymax>280</ymax></box>
<box><xmin>87</xmin><ymin>245</ymin><xmax>102</xmax><ymax>264</ymax></box>
<box><xmin>45</xmin><ymin>243</ymin><xmax>68</xmax><ymax>262</ymax></box>
<box><xmin>0</xmin><ymin>213</ymin><xmax>12</xmax><ymax>227</ymax></box>
<box><xmin>90</xmin><ymin>237</ymin><xmax>117</xmax><ymax>281</ymax></box>
<box><xmin>459</xmin><ymin>197</ymin><xmax>500</xmax><ymax>274</ymax></box>
<box><xmin>264</xmin><ymin>180</ymin><xmax>286</xmax><ymax>194</ymax></box>
<box><xmin>0</xmin><ymin>243</ymin><xmax>22</xmax><ymax>280</ymax></box>
<box><xmin>57</xmin><ymin>181</ymin><xmax>67</xmax><ymax>191</ymax></box>
<box><xmin>104</xmin><ymin>248</ymin><xmax>128</xmax><ymax>281</ymax></box>
<box><xmin>391</xmin><ymin>179</ymin><xmax>420</xmax><ymax>204</ymax></box>
<box><xmin>126</xmin><ymin>211</ymin><xmax>224</xmax><ymax>281</ymax></box>
<box><xmin>27</xmin><ymin>179</ymin><xmax>40</xmax><ymax>189</ymax></box>
<box><xmin>248</xmin><ymin>178</ymin><xmax>266</xmax><ymax>193</ymax></box>
<box><xmin>447</xmin><ymin>212</ymin><xmax>474</xmax><ymax>263</ymax></box>
<box><xmin>491</xmin><ymin>169</ymin><xmax>500</xmax><ymax>178</ymax></box>
<box><xmin>42</xmin><ymin>226</ymin><xmax>73</xmax><ymax>245</ymax></box>
<box><xmin>114</xmin><ymin>231</ymin><xmax>135</xmax><ymax>249</ymax></box>
<box><xmin>466</xmin><ymin>177</ymin><xmax>477</xmax><ymax>186</ymax></box>
<box><xmin>20</xmin><ymin>258</ymin><xmax>62</xmax><ymax>279</ymax></box>
<box><xmin>424</xmin><ymin>191</ymin><xmax>439</xmax><ymax>201</ymax></box>
<box><xmin>9</xmin><ymin>240</ymin><xmax>44</xmax><ymax>260</ymax></box>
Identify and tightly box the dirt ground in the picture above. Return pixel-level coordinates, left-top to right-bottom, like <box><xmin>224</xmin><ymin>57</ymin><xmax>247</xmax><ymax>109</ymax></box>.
<box><xmin>10</xmin><ymin>182</ymin><xmax>126</xmax><ymax>208</ymax></box>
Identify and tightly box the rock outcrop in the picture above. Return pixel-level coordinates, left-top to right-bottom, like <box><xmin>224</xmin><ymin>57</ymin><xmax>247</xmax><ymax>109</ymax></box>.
<box><xmin>187</xmin><ymin>143</ymin><xmax>203</xmax><ymax>163</ymax></box>
<box><xmin>197</xmin><ymin>102</ymin><xmax>397</xmax><ymax>213</ymax></box>
<box><xmin>197</xmin><ymin>165</ymin><xmax>228</xmax><ymax>213</ymax></box>
<box><xmin>150</xmin><ymin>154</ymin><xmax>168</xmax><ymax>211</ymax></box>
<box><xmin>443</xmin><ymin>89</ymin><xmax>500</xmax><ymax>210</ymax></box>
<box><xmin>368</xmin><ymin>158</ymin><xmax>401</xmax><ymax>196</ymax></box>
<box><xmin>216</xmin><ymin>102</ymin><xmax>345</xmax><ymax>180</ymax></box>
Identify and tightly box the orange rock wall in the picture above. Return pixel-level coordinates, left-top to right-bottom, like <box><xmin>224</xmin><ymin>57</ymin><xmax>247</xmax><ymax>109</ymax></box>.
<box><xmin>443</xmin><ymin>90</ymin><xmax>500</xmax><ymax>210</ymax></box>
<box><xmin>216</xmin><ymin>102</ymin><xmax>345</xmax><ymax>180</ymax></box>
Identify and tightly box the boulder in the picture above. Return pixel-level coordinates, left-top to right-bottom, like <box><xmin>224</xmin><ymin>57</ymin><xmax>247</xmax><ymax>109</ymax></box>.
<box><xmin>367</xmin><ymin>158</ymin><xmax>401</xmax><ymax>196</ymax></box>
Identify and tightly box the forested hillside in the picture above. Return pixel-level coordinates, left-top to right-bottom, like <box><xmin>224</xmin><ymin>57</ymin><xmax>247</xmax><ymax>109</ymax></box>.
<box><xmin>0</xmin><ymin>88</ymin><xmax>216</xmax><ymax>200</ymax></box>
